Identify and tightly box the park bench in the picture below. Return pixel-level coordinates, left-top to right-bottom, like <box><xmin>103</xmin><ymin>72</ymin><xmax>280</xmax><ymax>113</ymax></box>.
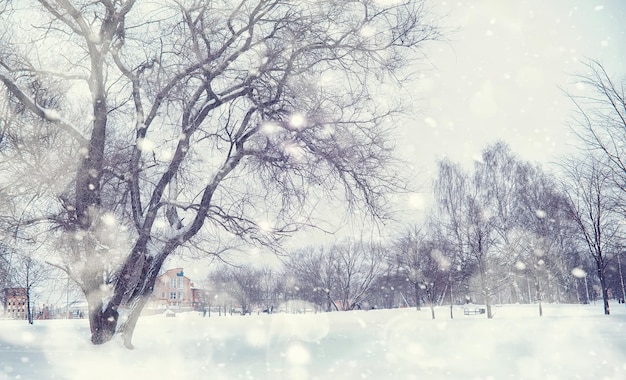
<box><xmin>463</xmin><ymin>307</ymin><xmax>486</xmax><ymax>315</ymax></box>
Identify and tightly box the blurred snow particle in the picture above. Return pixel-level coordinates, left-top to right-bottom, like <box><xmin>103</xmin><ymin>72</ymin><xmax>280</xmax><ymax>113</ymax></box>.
<box><xmin>469</xmin><ymin>82</ymin><xmax>498</xmax><ymax>117</ymax></box>
<box><xmin>258</xmin><ymin>220</ymin><xmax>273</xmax><ymax>233</ymax></box>
<box><xmin>319</xmin><ymin>125</ymin><xmax>334</xmax><ymax>138</ymax></box>
<box><xmin>286</xmin><ymin>343</ymin><xmax>310</xmax><ymax>365</ymax></box>
<box><xmin>535</xmin><ymin>209</ymin><xmax>547</xmax><ymax>219</ymax></box>
<box><xmin>359</xmin><ymin>24</ymin><xmax>376</xmax><ymax>38</ymax></box>
<box><xmin>424</xmin><ymin>117</ymin><xmax>437</xmax><ymax>128</ymax></box>
<box><xmin>136</xmin><ymin>137</ymin><xmax>155</xmax><ymax>152</ymax></box>
<box><xmin>601</xmin><ymin>40</ymin><xmax>609</xmax><ymax>47</ymax></box>
<box><xmin>472</xmin><ymin>154</ymin><xmax>484</xmax><ymax>164</ymax></box>
<box><xmin>431</xmin><ymin>249</ymin><xmax>451</xmax><ymax>271</ymax></box>
<box><xmin>153</xmin><ymin>218</ymin><xmax>168</xmax><ymax>229</ymax></box>
<box><xmin>408</xmin><ymin>193</ymin><xmax>426</xmax><ymax>210</ymax></box>
<box><xmin>261</xmin><ymin>121</ymin><xmax>279</xmax><ymax>135</ymax></box>
<box><xmin>515</xmin><ymin>261</ymin><xmax>526</xmax><ymax>271</ymax></box>
<box><xmin>289</xmin><ymin>113</ymin><xmax>306</xmax><ymax>129</ymax></box>
<box><xmin>101</xmin><ymin>213</ymin><xmax>116</xmax><ymax>226</ymax></box>
<box><xmin>485</xmin><ymin>30</ymin><xmax>493</xmax><ymax>37</ymax></box>
<box><xmin>245</xmin><ymin>327</ymin><xmax>268</xmax><ymax>347</ymax></box>
<box><xmin>571</xmin><ymin>267</ymin><xmax>587</xmax><ymax>278</ymax></box>
<box><xmin>281</xmin><ymin>141</ymin><xmax>305</xmax><ymax>160</ymax></box>
<box><xmin>159</xmin><ymin>148</ymin><xmax>173</xmax><ymax>161</ymax></box>
<box><xmin>594</xmin><ymin>5</ymin><xmax>604</xmax><ymax>11</ymax></box>
<box><xmin>21</xmin><ymin>331</ymin><xmax>35</xmax><ymax>344</ymax></box>
<box><xmin>78</xmin><ymin>147</ymin><xmax>89</xmax><ymax>157</ymax></box>
<box><xmin>43</xmin><ymin>108</ymin><xmax>61</xmax><ymax>121</ymax></box>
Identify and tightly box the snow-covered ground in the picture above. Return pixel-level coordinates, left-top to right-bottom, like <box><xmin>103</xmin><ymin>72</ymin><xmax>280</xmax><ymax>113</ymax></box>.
<box><xmin>2</xmin><ymin>302</ymin><xmax>626</xmax><ymax>379</ymax></box>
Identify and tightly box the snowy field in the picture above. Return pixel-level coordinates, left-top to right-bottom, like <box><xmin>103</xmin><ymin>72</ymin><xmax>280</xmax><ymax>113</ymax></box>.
<box><xmin>2</xmin><ymin>303</ymin><xmax>626</xmax><ymax>380</ymax></box>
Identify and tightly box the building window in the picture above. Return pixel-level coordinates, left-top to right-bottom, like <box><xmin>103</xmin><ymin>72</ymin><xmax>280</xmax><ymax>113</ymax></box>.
<box><xmin>162</xmin><ymin>292</ymin><xmax>165</xmax><ymax>298</ymax></box>
<box><xmin>170</xmin><ymin>292</ymin><xmax>177</xmax><ymax>299</ymax></box>
<box><xmin>177</xmin><ymin>277</ymin><xmax>182</xmax><ymax>289</ymax></box>
<box><xmin>170</xmin><ymin>278</ymin><xmax>176</xmax><ymax>288</ymax></box>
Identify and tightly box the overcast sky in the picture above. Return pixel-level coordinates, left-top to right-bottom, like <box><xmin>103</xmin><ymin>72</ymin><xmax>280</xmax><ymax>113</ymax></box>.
<box><xmin>184</xmin><ymin>0</ymin><xmax>626</xmax><ymax>271</ymax></box>
<box><xmin>399</xmin><ymin>0</ymin><xmax>626</xmax><ymax>177</ymax></box>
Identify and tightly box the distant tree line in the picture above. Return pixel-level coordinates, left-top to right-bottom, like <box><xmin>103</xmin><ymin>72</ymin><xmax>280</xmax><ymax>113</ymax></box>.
<box><xmin>205</xmin><ymin>124</ymin><xmax>626</xmax><ymax>318</ymax></box>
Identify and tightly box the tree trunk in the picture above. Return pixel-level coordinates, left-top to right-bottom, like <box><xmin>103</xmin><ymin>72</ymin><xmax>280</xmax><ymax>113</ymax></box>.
<box><xmin>414</xmin><ymin>282</ymin><xmax>421</xmax><ymax>311</ymax></box>
<box><xmin>449</xmin><ymin>275</ymin><xmax>454</xmax><ymax>319</ymax></box>
<box><xmin>535</xmin><ymin>274</ymin><xmax>543</xmax><ymax>317</ymax></box>
<box><xmin>26</xmin><ymin>287</ymin><xmax>33</xmax><ymax>325</ymax></box>
<box><xmin>118</xmin><ymin>296</ymin><xmax>151</xmax><ymax>349</ymax></box>
<box><xmin>101</xmin><ymin>250</ymin><xmax>168</xmax><ymax>347</ymax></box>
<box><xmin>89</xmin><ymin>302</ymin><xmax>119</xmax><ymax>345</ymax></box>
<box><xmin>478</xmin><ymin>261</ymin><xmax>493</xmax><ymax>319</ymax></box>
<box><xmin>598</xmin><ymin>265</ymin><xmax>610</xmax><ymax>315</ymax></box>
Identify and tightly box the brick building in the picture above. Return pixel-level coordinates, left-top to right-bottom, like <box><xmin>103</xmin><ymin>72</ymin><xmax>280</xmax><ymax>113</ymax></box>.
<box><xmin>3</xmin><ymin>287</ymin><xmax>28</xmax><ymax>319</ymax></box>
<box><xmin>153</xmin><ymin>268</ymin><xmax>193</xmax><ymax>308</ymax></box>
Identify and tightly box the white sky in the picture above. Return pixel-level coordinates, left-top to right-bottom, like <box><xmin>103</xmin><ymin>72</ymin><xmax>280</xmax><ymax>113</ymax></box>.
<box><xmin>399</xmin><ymin>0</ymin><xmax>626</xmax><ymax>176</ymax></box>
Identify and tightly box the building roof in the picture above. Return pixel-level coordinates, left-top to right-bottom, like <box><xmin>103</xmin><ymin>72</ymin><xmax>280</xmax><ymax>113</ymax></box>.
<box><xmin>157</xmin><ymin>268</ymin><xmax>191</xmax><ymax>281</ymax></box>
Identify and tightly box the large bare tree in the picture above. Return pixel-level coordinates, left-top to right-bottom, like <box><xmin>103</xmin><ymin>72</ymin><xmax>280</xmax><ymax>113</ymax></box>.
<box><xmin>0</xmin><ymin>0</ymin><xmax>439</xmax><ymax>347</ymax></box>
<box><xmin>567</xmin><ymin>60</ymin><xmax>626</xmax><ymax>197</ymax></box>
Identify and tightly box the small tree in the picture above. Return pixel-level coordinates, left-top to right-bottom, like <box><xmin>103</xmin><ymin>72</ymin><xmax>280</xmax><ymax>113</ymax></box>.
<box><xmin>331</xmin><ymin>240</ymin><xmax>385</xmax><ymax>311</ymax></box>
<box><xmin>285</xmin><ymin>245</ymin><xmax>342</xmax><ymax>311</ymax></box>
<box><xmin>207</xmin><ymin>265</ymin><xmax>265</xmax><ymax>314</ymax></box>
<box><xmin>13</xmin><ymin>254</ymin><xmax>49</xmax><ymax>324</ymax></box>
<box><xmin>393</xmin><ymin>225</ymin><xmax>450</xmax><ymax>319</ymax></box>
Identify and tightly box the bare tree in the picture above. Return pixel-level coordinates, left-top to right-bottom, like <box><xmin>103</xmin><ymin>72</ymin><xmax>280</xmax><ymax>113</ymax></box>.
<box><xmin>285</xmin><ymin>240</ymin><xmax>384</xmax><ymax>311</ymax></box>
<box><xmin>393</xmin><ymin>225</ymin><xmax>450</xmax><ymax>319</ymax></box>
<box><xmin>434</xmin><ymin>143</ymin><xmax>546</xmax><ymax>318</ymax></box>
<box><xmin>434</xmin><ymin>154</ymin><xmax>500</xmax><ymax>317</ymax></box>
<box><xmin>566</xmin><ymin>60</ymin><xmax>626</xmax><ymax>198</ymax></box>
<box><xmin>12</xmin><ymin>253</ymin><xmax>50</xmax><ymax>324</ymax></box>
<box><xmin>0</xmin><ymin>1</ymin><xmax>440</xmax><ymax>347</ymax></box>
<box><xmin>562</xmin><ymin>155</ymin><xmax>620</xmax><ymax>315</ymax></box>
<box><xmin>285</xmin><ymin>245</ymin><xmax>339</xmax><ymax>311</ymax></box>
<box><xmin>332</xmin><ymin>240</ymin><xmax>385</xmax><ymax>311</ymax></box>
<box><xmin>206</xmin><ymin>264</ymin><xmax>265</xmax><ymax>314</ymax></box>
